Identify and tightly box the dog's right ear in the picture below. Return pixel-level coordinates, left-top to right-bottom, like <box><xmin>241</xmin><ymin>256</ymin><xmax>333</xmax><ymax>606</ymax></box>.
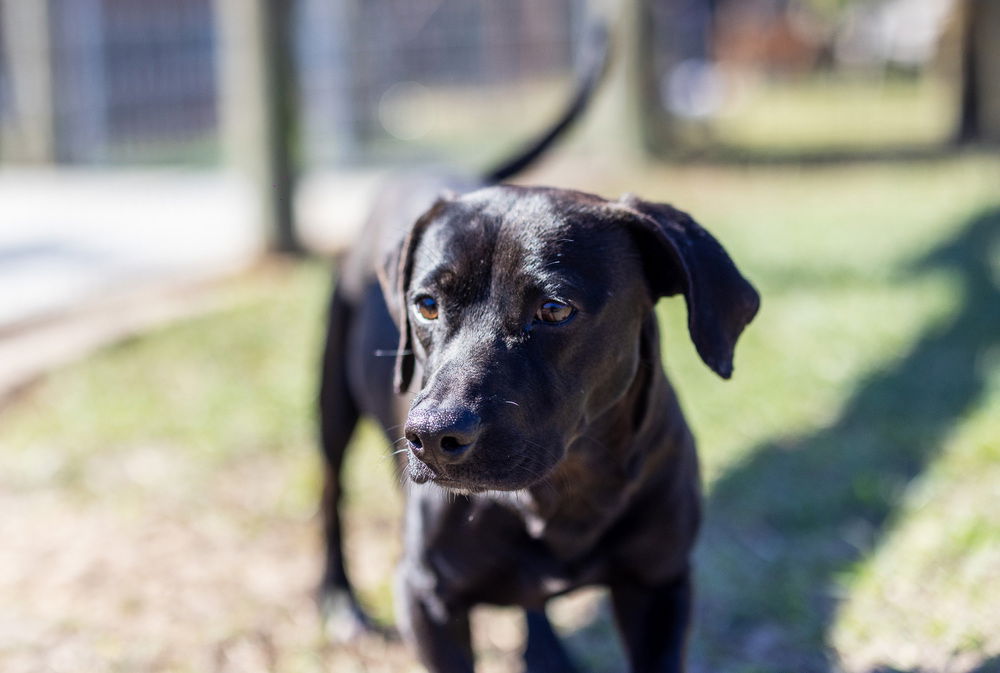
<box><xmin>376</xmin><ymin>198</ymin><xmax>449</xmax><ymax>394</ymax></box>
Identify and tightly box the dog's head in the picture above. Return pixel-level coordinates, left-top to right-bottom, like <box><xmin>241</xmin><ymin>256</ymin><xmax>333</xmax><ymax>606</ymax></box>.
<box><xmin>378</xmin><ymin>186</ymin><xmax>759</xmax><ymax>492</ymax></box>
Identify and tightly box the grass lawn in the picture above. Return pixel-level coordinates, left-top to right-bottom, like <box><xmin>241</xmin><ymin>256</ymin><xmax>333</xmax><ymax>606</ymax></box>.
<box><xmin>314</xmin><ymin>72</ymin><xmax>958</xmax><ymax>169</ymax></box>
<box><xmin>711</xmin><ymin>74</ymin><xmax>955</xmax><ymax>156</ymax></box>
<box><xmin>1</xmin><ymin>154</ymin><xmax>998</xmax><ymax>673</ymax></box>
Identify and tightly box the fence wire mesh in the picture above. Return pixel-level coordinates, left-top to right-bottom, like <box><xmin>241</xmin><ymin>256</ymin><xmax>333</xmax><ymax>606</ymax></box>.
<box><xmin>0</xmin><ymin>0</ymin><xmax>585</xmax><ymax>167</ymax></box>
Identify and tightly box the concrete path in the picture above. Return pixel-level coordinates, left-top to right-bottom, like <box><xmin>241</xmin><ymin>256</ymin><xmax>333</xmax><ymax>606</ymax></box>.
<box><xmin>0</xmin><ymin>167</ymin><xmax>383</xmax><ymax>398</ymax></box>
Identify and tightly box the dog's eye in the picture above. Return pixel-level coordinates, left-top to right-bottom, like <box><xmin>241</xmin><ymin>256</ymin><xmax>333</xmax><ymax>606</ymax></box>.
<box><xmin>414</xmin><ymin>295</ymin><xmax>439</xmax><ymax>321</ymax></box>
<box><xmin>535</xmin><ymin>300</ymin><xmax>575</xmax><ymax>325</ymax></box>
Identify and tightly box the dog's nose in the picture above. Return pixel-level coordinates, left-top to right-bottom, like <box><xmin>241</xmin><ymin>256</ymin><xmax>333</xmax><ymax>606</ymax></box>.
<box><xmin>405</xmin><ymin>407</ymin><xmax>481</xmax><ymax>465</ymax></box>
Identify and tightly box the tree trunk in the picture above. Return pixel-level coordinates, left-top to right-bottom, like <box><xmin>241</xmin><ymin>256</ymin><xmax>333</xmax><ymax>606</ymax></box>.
<box><xmin>957</xmin><ymin>0</ymin><xmax>1000</xmax><ymax>144</ymax></box>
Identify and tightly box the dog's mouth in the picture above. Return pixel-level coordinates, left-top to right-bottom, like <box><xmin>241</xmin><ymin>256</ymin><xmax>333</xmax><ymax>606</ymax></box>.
<box><xmin>405</xmin><ymin>448</ymin><xmax>551</xmax><ymax>493</ymax></box>
<box><xmin>406</xmin><ymin>456</ymin><xmax>438</xmax><ymax>485</ymax></box>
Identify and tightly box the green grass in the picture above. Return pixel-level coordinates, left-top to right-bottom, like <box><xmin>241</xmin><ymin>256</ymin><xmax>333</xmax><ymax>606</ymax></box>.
<box><xmin>1</xmin><ymin>155</ymin><xmax>998</xmax><ymax>673</ymax></box>
<box><xmin>0</xmin><ymin>265</ymin><xmax>328</xmax><ymax>499</ymax></box>
<box><xmin>341</xmin><ymin>72</ymin><xmax>958</xmax><ymax>168</ymax></box>
<box><xmin>712</xmin><ymin>74</ymin><xmax>956</xmax><ymax>155</ymax></box>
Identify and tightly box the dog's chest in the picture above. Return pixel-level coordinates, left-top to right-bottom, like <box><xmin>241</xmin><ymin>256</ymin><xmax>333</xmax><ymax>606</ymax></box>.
<box><xmin>415</xmin><ymin>494</ymin><xmax>616</xmax><ymax>607</ymax></box>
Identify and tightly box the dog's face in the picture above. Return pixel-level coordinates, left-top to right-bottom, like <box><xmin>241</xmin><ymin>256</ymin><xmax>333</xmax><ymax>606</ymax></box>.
<box><xmin>380</xmin><ymin>186</ymin><xmax>759</xmax><ymax>492</ymax></box>
<box><xmin>400</xmin><ymin>189</ymin><xmax>650</xmax><ymax>491</ymax></box>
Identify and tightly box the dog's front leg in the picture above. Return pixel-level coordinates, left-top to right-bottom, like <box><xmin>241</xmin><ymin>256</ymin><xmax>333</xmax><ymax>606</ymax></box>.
<box><xmin>523</xmin><ymin>609</ymin><xmax>579</xmax><ymax>673</ymax></box>
<box><xmin>610</xmin><ymin>570</ymin><xmax>692</xmax><ymax>673</ymax></box>
<box><xmin>397</xmin><ymin>566</ymin><xmax>475</xmax><ymax>673</ymax></box>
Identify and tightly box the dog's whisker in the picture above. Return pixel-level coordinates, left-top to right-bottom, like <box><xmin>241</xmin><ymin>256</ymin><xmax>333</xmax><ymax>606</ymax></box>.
<box><xmin>379</xmin><ymin>437</ymin><xmax>411</xmax><ymax>462</ymax></box>
<box><xmin>373</xmin><ymin>349</ymin><xmax>412</xmax><ymax>357</ymax></box>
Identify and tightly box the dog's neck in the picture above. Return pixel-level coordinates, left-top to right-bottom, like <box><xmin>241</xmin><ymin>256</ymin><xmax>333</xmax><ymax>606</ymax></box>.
<box><xmin>512</xmin><ymin>315</ymin><xmax>682</xmax><ymax>556</ymax></box>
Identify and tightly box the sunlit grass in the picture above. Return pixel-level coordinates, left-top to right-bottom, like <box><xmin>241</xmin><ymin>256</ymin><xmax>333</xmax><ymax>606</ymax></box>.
<box><xmin>713</xmin><ymin>73</ymin><xmax>956</xmax><ymax>154</ymax></box>
<box><xmin>338</xmin><ymin>72</ymin><xmax>958</xmax><ymax>168</ymax></box>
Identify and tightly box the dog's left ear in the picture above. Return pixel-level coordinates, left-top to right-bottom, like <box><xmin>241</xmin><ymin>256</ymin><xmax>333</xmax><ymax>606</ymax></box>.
<box><xmin>616</xmin><ymin>194</ymin><xmax>760</xmax><ymax>379</ymax></box>
<box><xmin>376</xmin><ymin>197</ymin><xmax>449</xmax><ymax>394</ymax></box>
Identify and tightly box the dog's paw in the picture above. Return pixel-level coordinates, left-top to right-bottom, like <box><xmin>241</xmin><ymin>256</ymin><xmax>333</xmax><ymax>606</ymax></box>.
<box><xmin>317</xmin><ymin>586</ymin><xmax>396</xmax><ymax>643</ymax></box>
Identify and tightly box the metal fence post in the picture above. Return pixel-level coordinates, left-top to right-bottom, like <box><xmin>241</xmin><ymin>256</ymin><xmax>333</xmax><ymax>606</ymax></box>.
<box><xmin>214</xmin><ymin>0</ymin><xmax>302</xmax><ymax>255</ymax></box>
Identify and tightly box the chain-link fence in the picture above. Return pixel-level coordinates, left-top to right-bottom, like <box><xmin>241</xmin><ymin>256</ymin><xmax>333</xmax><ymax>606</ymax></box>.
<box><xmin>0</xmin><ymin>0</ymin><xmax>584</xmax><ymax>167</ymax></box>
<box><xmin>1</xmin><ymin>0</ymin><xmax>217</xmax><ymax>164</ymax></box>
<box><xmin>0</xmin><ymin>0</ymin><xmax>988</xmax><ymax>167</ymax></box>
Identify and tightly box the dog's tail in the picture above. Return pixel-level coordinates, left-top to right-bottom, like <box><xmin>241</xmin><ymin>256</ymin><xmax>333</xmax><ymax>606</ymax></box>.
<box><xmin>483</xmin><ymin>17</ymin><xmax>611</xmax><ymax>184</ymax></box>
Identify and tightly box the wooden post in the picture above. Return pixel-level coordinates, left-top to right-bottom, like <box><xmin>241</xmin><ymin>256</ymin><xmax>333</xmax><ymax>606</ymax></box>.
<box><xmin>636</xmin><ymin>0</ymin><xmax>716</xmax><ymax>157</ymax></box>
<box><xmin>214</xmin><ymin>0</ymin><xmax>302</xmax><ymax>254</ymax></box>
<box><xmin>635</xmin><ymin>0</ymin><xmax>669</xmax><ymax>154</ymax></box>
<box><xmin>1</xmin><ymin>0</ymin><xmax>58</xmax><ymax>163</ymax></box>
<box><xmin>582</xmin><ymin>0</ymin><xmax>645</xmax><ymax>157</ymax></box>
<box><xmin>584</xmin><ymin>0</ymin><xmax>712</xmax><ymax>158</ymax></box>
<box><xmin>957</xmin><ymin>0</ymin><xmax>1000</xmax><ymax>143</ymax></box>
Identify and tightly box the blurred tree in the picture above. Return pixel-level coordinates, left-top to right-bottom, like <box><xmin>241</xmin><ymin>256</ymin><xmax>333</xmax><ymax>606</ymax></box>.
<box><xmin>957</xmin><ymin>0</ymin><xmax>1000</xmax><ymax>144</ymax></box>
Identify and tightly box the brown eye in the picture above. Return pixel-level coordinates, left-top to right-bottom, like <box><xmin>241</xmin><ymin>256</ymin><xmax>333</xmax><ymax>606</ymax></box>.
<box><xmin>415</xmin><ymin>295</ymin><xmax>439</xmax><ymax>321</ymax></box>
<box><xmin>535</xmin><ymin>300</ymin><xmax>575</xmax><ymax>325</ymax></box>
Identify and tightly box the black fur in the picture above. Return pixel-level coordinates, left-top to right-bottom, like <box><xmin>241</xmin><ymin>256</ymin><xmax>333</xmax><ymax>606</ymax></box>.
<box><xmin>315</xmin><ymin>18</ymin><xmax>758</xmax><ymax>672</ymax></box>
<box><xmin>318</xmin><ymin>186</ymin><xmax>758</xmax><ymax>672</ymax></box>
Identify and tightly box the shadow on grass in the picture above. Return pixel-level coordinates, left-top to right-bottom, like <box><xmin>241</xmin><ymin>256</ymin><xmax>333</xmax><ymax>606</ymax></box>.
<box><xmin>970</xmin><ymin>656</ymin><xmax>1000</xmax><ymax>673</ymax></box>
<box><xmin>689</xmin><ymin>208</ymin><xmax>1000</xmax><ymax>672</ymax></box>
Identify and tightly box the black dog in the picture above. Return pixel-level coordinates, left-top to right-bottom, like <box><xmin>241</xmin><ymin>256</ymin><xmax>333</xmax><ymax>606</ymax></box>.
<box><xmin>316</xmin><ymin>31</ymin><xmax>759</xmax><ymax>673</ymax></box>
